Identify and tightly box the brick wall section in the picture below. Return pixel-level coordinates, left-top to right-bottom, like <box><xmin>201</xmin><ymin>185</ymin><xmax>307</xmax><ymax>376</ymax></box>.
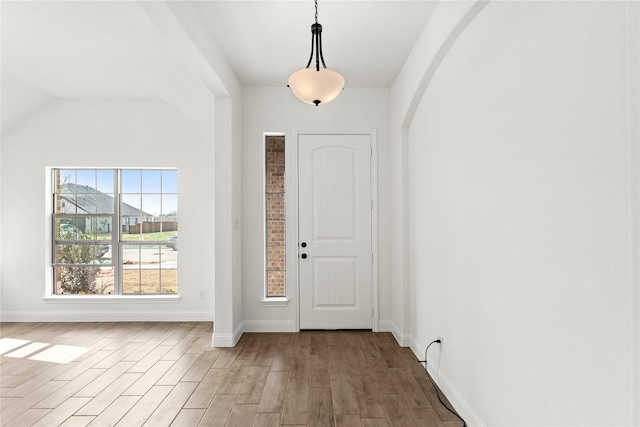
<box><xmin>266</xmin><ymin>136</ymin><xmax>286</xmax><ymax>297</ymax></box>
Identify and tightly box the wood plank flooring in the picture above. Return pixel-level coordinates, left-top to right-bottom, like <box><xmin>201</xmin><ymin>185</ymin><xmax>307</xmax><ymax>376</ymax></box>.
<box><xmin>0</xmin><ymin>322</ymin><xmax>462</xmax><ymax>427</ymax></box>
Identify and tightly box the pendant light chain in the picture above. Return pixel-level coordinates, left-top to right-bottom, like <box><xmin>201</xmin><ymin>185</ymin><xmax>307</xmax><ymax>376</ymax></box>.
<box><xmin>315</xmin><ymin>0</ymin><xmax>318</xmax><ymax>24</ymax></box>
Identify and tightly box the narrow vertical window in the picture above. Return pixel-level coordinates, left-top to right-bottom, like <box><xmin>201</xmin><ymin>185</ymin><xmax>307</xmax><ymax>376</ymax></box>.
<box><xmin>265</xmin><ymin>136</ymin><xmax>286</xmax><ymax>297</ymax></box>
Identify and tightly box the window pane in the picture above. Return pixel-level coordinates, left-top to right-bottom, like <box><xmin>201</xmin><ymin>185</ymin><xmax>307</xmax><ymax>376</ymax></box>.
<box><xmin>56</xmin><ymin>244</ymin><xmax>111</xmax><ymax>265</ymax></box>
<box><xmin>162</xmin><ymin>170</ymin><xmax>178</xmax><ymax>193</ymax></box>
<box><xmin>122</xmin><ymin>194</ymin><xmax>141</xmax><ymax>211</ymax></box>
<box><xmin>58</xmin><ymin>169</ymin><xmax>75</xmax><ymax>187</ymax></box>
<box><xmin>267</xmin><ymin>245</ymin><xmax>285</xmax><ymax>271</ymax></box>
<box><xmin>141</xmin><ymin>194</ymin><xmax>161</xmax><ymax>218</ymax></box>
<box><xmin>265</xmin><ymin>136</ymin><xmax>286</xmax><ymax>298</ymax></box>
<box><xmin>267</xmin><ymin>271</ymin><xmax>285</xmax><ymax>297</ymax></box>
<box><xmin>122</xmin><ymin>218</ymin><xmax>140</xmax><ymax>240</ymax></box>
<box><xmin>267</xmin><ymin>221</ymin><xmax>285</xmax><ymax>245</ymax></box>
<box><xmin>56</xmin><ymin>194</ymin><xmax>75</xmax><ymax>214</ymax></box>
<box><xmin>267</xmin><ymin>164</ymin><xmax>285</xmax><ymax>192</ymax></box>
<box><xmin>97</xmin><ymin>170</ymin><xmax>114</xmax><ymax>193</ymax></box>
<box><xmin>139</xmin><ymin>269</ymin><xmax>161</xmax><ymax>294</ymax></box>
<box><xmin>139</xmin><ymin>224</ymin><xmax>162</xmax><ymax>241</ymax></box>
<box><xmin>266</xmin><ymin>193</ymin><xmax>285</xmax><ymax>220</ymax></box>
<box><xmin>76</xmin><ymin>193</ymin><xmax>97</xmax><ymax>214</ymax></box>
<box><xmin>76</xmin><ymin>216</ymin><xmax>93</xmax><ymax>239</ymax></box>
<box><xmin>160</xmin><ymin>270</ymin><xmax>178</xmax><ymax>293</ymax></box>
<box><xmin>161</xmin><ymin>194</ymin><xmax>178</xmax><ymax>218</ymax></box>
<box><xmin>77</xmin><ymin>170</ymin><xmax>95</xmax><ymax>192</ymax></box>
<box><xmin>57</xmin><ymin>217</ymin><xmax>78</xmax><ymax>239</ymax></box>
<box><xmin>121</xmin><ymin>170</ymin><xmax>140</xmax><ymax>193</ymax></box>
<box><xmin>96</xmin><ymin>217</ymin><xmax>112</xmax><ymax>239</ymax></box>
<box><xmin>55</xmin><ymin>266</ymin><xmax>114</xmax><ymax>295</ymax></box>
<box><xmin>122</xmin><ymin>245</ymin><xmax>141</xmax><ymax>293</ymax></box>
<box><xmin>96</xmin><ymin>193</ymin><xmax>115</xmax><ymax>214</ymax></box>
<box><xmin>95</xmin><ymin>244</ymin><xmax>111</xmax><ymax>261</ymax></box>
<box><xmin>121</xmin><ymin>245</ymin><xmax>177</xmax><ymax>294</ymax></box>
<box><xmin>142</xmin><ymin>170</ymin><xmax>161</xmax><ymax>193</ymax></box>
<box><xmin>158</xmin><ymin>245</ymin><xmax>177</xmax><ymax>293</ymax></box>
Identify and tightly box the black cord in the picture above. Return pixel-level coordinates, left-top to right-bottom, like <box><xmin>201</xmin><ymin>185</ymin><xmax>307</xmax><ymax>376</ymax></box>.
<box><xmin>419</xmin><ymin>339</ymin><xmax>467</xmax><ymax>427</ymax></box>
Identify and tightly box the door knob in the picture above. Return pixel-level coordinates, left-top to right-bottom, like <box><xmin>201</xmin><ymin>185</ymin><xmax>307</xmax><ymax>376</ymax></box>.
<box><xmin>301</xmin><ymin>253</ymin><xmax>307</xmax><ymax>259</ymax></box>
<box><xmin>301</xmin><ymin>242</ymin><xmax>307</xmax><ymax>247</ymax></box>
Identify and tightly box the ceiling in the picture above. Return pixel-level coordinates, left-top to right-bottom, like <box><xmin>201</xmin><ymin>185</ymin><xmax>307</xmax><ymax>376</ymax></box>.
<box><xmin>1</xmin><ymin>1</ymin><xmax>437</xmax><ymax>129</ymax></box>
<box><xmin>190</xmin><ymin>1</ymin><xmax>438</xmax><ymax>88</ymax></box>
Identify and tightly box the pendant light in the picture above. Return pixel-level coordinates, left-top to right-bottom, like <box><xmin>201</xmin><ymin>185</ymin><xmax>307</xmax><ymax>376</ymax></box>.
<box><xmin>288</xmin><ymin>0</ymin><xmax>344</xmax><ymax>106</ymax></box>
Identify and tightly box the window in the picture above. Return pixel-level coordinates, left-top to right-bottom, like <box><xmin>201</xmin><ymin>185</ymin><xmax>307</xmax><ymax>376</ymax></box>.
<box><xmin>265</xmin><ymin>136</ymin><xmax>286</xmax><ymax>297</ymax></box>
<box><xmin>52</xmin><ymin>168</ymin><xmax>178</xmax><ymax>295</ymax></box>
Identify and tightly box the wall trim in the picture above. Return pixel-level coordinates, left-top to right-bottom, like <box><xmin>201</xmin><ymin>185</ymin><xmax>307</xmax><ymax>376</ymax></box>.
<box><xmin>409</xmin><ymin>334</ymin><xmax>486</xmax><ymax>427</ymax></box>
<box><xmin>425</xmin><ymin>355</ymin><xmax>487</xmax><ymax>427</ymax></box>
<box><xmin>627</xmin><ymin>1</ymin><xmax>640</xmax><ymax>423</ymax></box>
<box><xmin>242</xmin><ymin>320</ymin><xmax>297</xmax><ymax>333</ymax></box>
<box><xmin>390</xmin><ymin>322</ymin><xmax>412</xmax><ymax>347</ymax></box>
<box><xmin>0</xmin><ymin>310</ymin><xmax>213</xmax><ymax>322</ymax></box>
<box><xmin>213</xmin><ymin>320</ymin><xmax>244</xmax><ymax>347</ymax></box>
<box><xmin>377</xmin><ymin>320</ymin><xmax>393</xmax><ymax>333</ymax></box>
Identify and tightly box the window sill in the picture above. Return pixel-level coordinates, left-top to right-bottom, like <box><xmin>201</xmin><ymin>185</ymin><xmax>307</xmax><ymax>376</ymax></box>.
<box><xmin>42</xmin><ymin>295</ymin><xmax>181</xmax><ymax>304</ymax></box>
<box><xmin>260</xmin><ymin>297</ymin><xmax>289</xmax><ymax>307</ymax></box>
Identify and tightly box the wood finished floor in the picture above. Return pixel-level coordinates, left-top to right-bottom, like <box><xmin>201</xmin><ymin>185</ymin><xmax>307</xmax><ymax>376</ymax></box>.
<box><xmin>0</xmin><ymin>322</ymin><xmax>462</xmax><ymax>427</ymax></box>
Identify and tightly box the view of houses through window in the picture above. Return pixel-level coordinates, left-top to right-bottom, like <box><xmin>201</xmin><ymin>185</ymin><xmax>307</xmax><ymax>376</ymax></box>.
<box><xmin>52</xmin><ymin>168</ymin><xmax>178</xmax><ymax>295</ymax></box>
<box><xmin>265</xmin><ymin>136</ymin><xmax>286</xmax><ymax>297</ymax></box>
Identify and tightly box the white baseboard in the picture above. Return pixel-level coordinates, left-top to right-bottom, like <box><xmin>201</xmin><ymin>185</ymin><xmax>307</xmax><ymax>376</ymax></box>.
<box><xmin>408</xmin><ymin>335</ymin><xmax>486</xmax><ymax>427</ymax></box>
<box><xmin>390</xmin><ymin>322</ymin><xmax>412</xmax><ymax>347</ymax></box>
<box><xmin>425</xmin><ymin>354</ymin><xmax>486</xmax><ymax>427</ymax></box>
<box><xmin>213</xmin><ymin>321</ymin><xmax>244</xmax><ymax>347</ymax></box>
<box><xmin>377</xmin><ymin>320</ymin><xmax>393</xmax><ymax>333</ymax></box>
<box><xmin>242</xmin><ymin>320</ymin><xmax>297</xmax><ymax>333</ymax></box>
<box><xmin>0</xmin><ymin>310</ymin><xmax>213</xmax><ymax>322</ymax></box>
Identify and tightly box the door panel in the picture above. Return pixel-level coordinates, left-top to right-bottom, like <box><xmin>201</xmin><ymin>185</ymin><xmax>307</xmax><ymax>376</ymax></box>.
<box><xmin>298</xmin><ymin>133</ymin><xmax>372</xmax><ymax>330</ymax></box>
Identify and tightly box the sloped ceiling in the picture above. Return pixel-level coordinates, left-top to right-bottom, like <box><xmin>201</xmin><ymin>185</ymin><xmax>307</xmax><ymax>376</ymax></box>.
<box><xmin>1</xmin><ymin>0</ymin><xmax>437</xmax><ymax>132</ymax></box>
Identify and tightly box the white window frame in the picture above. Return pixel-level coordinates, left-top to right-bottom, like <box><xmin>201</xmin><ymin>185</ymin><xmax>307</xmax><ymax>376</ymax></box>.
<box><xmin>261</xmin><ymin>133</ymin><xmax>289</xmax><ymax>306</ymax></box>
<box><xmin>46</xmin><ymin>168</ymin><xmax>179</xmax><ymax>299</ymax></box>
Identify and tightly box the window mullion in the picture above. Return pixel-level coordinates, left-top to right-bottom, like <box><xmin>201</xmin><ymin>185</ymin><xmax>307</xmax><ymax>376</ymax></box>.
<box><xmin>114</xmin><ymin>170</ymin><xmax>122</xmax><ymax>295</ymax></box>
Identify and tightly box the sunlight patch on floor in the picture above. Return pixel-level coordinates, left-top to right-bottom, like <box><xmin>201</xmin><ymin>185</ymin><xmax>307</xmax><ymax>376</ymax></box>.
<box><xmin>0</xmin><ymin>337</ymin><xmax>91</xmax><ymax>363</ymax></box>
<box><xmin>0</xmin><ymin>338</ymin><xmax>31</xmax><ymax>355</ymax></box>
<box><xmin>29</xmin><ymin>344</ymin><xmax>91</xmax><ymax>363</ymax></box>
<box><xmin>5</xmin><ymin>342</ymin><xmax>49</xmax><ymax>358</ymax></box>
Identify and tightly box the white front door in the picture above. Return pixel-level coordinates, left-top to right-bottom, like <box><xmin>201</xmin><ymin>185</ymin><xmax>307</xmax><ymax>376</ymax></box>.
<box><xmin>298</xmin><ymin>133</ymin><xmax>373</xmax><ymax>329</ymax></box>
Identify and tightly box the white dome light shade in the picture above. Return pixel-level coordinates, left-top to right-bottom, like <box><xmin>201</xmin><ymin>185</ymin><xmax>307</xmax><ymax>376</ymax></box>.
<box><xmin>288</xmin><ymin>68</ymin><xmax>345</xmax><ymax>106</ymax></box>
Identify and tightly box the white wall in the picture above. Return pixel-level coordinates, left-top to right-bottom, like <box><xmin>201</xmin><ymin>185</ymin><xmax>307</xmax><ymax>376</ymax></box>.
<box><xmin>0</xmin><ymin>73</ymin><xmax>56</xmax><ymax>133</ymax></box>
<box><xmin>241</xmin><ymin>87</ymin><xmax>391</xmax><ymax>332</ymax></box>
<box><xmin>389</xmin><ymin>0</ymin><xmax>488</xmax><ymax>347</ymax></box>
<box><xmin>400</xmin><ymin>1</ymin><xmax>639</xmax><ymax>425</ymax></box>
<box><xmin>0</xmin><ymin>98</ymin><xmax>214</xmax><ymax>321</ymax></box>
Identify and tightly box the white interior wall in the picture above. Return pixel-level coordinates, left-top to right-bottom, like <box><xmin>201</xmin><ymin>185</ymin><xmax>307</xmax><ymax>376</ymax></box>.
<box><xmin>0</xmin><ymin>98</ymin><xmax>215</xmax><ymax>321</ymax></box>
<box><xmin>241</xmin><ymin>87</ymin><xmax>391</xmax><ymax>332</ymax></box>
<box><xmin>0</xmin><ymin>73</ymin><xmax>56</xmax><ymax>132</ymax></box>
<box><xmin>401</xmin><ymin>1</ymin><xmax>638</xmax><ymax>425</ymax></box>
<box><xmin>389</xmin><ymin>0</ymin><xmax>488</xmax><ymax>348</ymax></box>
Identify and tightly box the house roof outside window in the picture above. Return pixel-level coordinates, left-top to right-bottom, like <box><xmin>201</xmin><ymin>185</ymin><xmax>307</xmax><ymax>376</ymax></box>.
<box><xmin>59</xmin><ymin>183</ymin><xmax>151</xmax><ymax>217</ymax></box>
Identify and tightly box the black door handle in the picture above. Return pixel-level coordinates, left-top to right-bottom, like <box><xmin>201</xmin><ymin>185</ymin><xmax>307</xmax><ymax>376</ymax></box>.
<box><xmin>301</xmin><ymin>253</ymin><xmax>307</xmax><ymax>259</ymax></box>
<box><xmin>301</xmin><ymin>242</ymin><xmax>307</xmax><ymax>248</ymax></box>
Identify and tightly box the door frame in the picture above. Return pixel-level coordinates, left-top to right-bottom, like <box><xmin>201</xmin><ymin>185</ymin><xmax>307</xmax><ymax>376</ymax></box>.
<box><xmin>291</xmin><ymin>130</ymin><xmax>379</xmax><ymax>332</ymax></box>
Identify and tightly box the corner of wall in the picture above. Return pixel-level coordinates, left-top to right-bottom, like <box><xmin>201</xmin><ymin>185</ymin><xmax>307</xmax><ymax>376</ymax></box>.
<box><xmin>627</xmin><ymin>1</ymin><xmax>640</xmax><ymax>423</ymax></box>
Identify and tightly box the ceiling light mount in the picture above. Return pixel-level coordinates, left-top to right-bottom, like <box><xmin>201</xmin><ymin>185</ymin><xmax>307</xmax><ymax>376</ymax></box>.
<box><xmin>288</xmin><ymin>0</ymin><xmax>344</xmax><ymax>106</ymax></box>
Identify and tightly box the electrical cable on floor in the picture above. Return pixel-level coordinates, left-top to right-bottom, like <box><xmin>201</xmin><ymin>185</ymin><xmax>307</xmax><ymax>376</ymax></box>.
<box><xmin>418</xmin><ymin>339</ymin><xmax>467</xmax><ymax>427</ymax></box>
